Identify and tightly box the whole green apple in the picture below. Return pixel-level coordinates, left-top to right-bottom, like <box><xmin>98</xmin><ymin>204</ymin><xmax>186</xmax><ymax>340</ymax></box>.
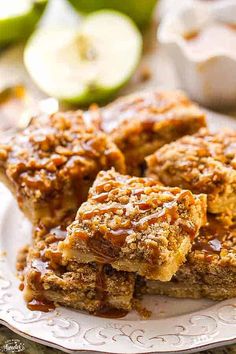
<box><xmin>67</xmin><ymin>0</ymin><xmax>157</xmax><ymax>28</ymax></box>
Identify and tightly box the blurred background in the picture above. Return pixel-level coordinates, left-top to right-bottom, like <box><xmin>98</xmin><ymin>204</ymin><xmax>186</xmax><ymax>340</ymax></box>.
<box><xmin>0</xmin><ymin>0</ymin><xmax>236</xmax><ymax>134</ymax></box>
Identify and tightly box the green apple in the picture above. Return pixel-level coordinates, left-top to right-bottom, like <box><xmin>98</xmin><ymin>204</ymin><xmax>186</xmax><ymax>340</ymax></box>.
<box><xmin>67</xmin><ymin>0</ymin><xmax>157</xmax><ymax>28</ymax></box>
<box><xmin>0</xmin><ymin>0</ymin><xmax>48</xmax><ymax>47</ymax></box>
<box><xmin>24</xmin><ymin>10</ymin><xmax>142</xmax><ymax>105</ymax></box>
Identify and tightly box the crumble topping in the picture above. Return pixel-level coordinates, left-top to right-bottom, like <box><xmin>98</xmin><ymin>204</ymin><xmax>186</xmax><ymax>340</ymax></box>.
<box><xmin>88</xmin><ymin>90</ymin><xmax>206</xmax><ymax>175</ymax></box>
<box><xmin>146</xmin><ymin>128</ymin><xmax>236</xmax><ymax>196</ymax></box>
<box><xmin>99</xmin><ymin>90</ymin><xmax>205</xmax><ymax>135</ymax></box>
<box><xmin>63</xmin><ymin>169</ymin><xmax>206</xmax><ymax>274</ymax></box>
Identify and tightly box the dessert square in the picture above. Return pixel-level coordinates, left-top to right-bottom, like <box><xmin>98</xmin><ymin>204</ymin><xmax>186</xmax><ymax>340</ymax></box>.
<box><xmin>143</xmin><ymin>215</ymin><xmax>236</xmax><ymax>300</ymax></box>
<box><xmin>90</xmin><ymin>89</ymin><xmax>206</xmax><ymax>175</ymax></box>
<box><xmin>0</xmin><ymin>111</ymin><xmax>125</xmax><ymax>226</ymax></box>
<box><xmin>59</xmin><ymin>169</ymin><xmax>207</xmax><ymax>281</ymax></box>
<box><xmin>146</xmin><ymin>129</ymin><xmax>236</xmax><ymax>218</ymax></box>
<box><xmin>23</xmin><ymin>222</ymin><xmax>135</xmax><ymax>314</ymax></box>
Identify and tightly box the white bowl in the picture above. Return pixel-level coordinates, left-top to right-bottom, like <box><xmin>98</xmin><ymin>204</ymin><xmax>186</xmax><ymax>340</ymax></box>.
<box><xmin>157</xmin><ymin>0</ymin><xmax>194</xmax><ymax>20</ymax></box>
<box><xmin>158</xmin><ymin>0</ymin><xmax>236</xmax><ymax>108</ymax></box>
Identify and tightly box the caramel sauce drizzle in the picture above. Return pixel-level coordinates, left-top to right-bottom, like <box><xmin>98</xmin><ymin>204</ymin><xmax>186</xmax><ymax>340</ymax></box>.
<box><xmin>49</xmin><ymin>226</ymin><xmax>67</xmax><ymax>241</ymax></box>
<box><xmin>32</xmin><ymin>259</ymin><xmax>49</xmax><ymax>274</ymax></box>
<box><xmin>84</xmin><ymin>203</ymin><xmax>179</xmax><ymax>249</ymax></box>
<box><xmin>27</xmin><ymin>225</ymin><xmax>68</xmax><ymax>312</ymax></box>
<box><xmin>193</xmin><ymin>237</ymin><xmax>222</xmax><ymax>254</ymax></box>
<box><xmin>80</xmin><ymin>186</ymin><xmax>195</xmax><ymax>251</ymax></box>
<box><xmin>93</xmin><ymin>264</ymin><xmax>128</xmax><ymax>319</ymax></box>
<box><xmin>95</xmin><ymin>264</ymin><xmax>105</xmax><ymax>301</ymax></box>
<box><xmin>179</xmin><ymin>221</ymin><xmax>197</xmax><ymax>241</ymax></box>
<box><xmin>95</xmin><ymin>180</ymin><xmax>120</xmax><ymax>193</ymax></box>
<box><xmin>133</xmin><ymin>203</ymin><xmax>178</xmax><ymax>228</ymax></box>
<box><xmin>135</xmin><ymin>202</ymin><xmax>152</xmax><ymax>211</ymax></box>
<box><xmin>19</xmin><ymin>283</ymin><xmax>24</xmax><ymax>291</ymax></box>
<box><xmin>87</xmin><ymin>235</ymin><xmax>119</xmax><ymax>263</ymax></box>
<box><xmin>81</xmin><ymin>139</ymin><xmax>99</xmax><ymax>156</ymax></box>
<box><xmin>27</xmin><ymin>298</ymin><xmax>55</xmax><ymax>312</ymax></box>
<box><xmin>91</xmin><ymin>192</ymin><xmax>109</xmax><ymax>202</ymax></box>
<box><xmin>106</xmin><ymin>228</ymin><xmax>133</xmax><ymax>247</ymax></box>
<box><xmin>94</xmin><ymin>307</ymin><xmax>128</xmax><ymax>319</ymax></box>
<box><xmin>192</xmin><ymin>217</ymin><xmax>235</xmax><ymax>256</ymax></box>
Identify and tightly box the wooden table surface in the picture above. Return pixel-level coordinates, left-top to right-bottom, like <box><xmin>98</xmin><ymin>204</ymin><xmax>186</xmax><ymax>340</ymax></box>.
<box><xmin>0</xmin><ymin>0</ymin><xmax>235</xmax><ymax>353</ymax></box>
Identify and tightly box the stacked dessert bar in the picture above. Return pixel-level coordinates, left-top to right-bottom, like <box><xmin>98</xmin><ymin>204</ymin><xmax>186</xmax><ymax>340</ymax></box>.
<box><xmin>24</xmin><ymin>218</ymin><xmax>136</xmax><ymax>313</ymax></box>
<box><xmin>89</xmin><ymin>89</ymin><xmax>206</xmax><ymax>175</ymax></box>
<box><xmin>2</xmin><ymin>89</ymin><xmax>233</xmax><ymax>316</ymax></box>
<box><xmin>0</xmin><ymin>110</ymin><xmax>126</xmax><ymax>226</ymax></box>
<box><xmin>145</xmin><ymin>129</ymin><xmax>236</xmax><ymax>300</ymax></box>
<box><xmin>59</xmin><ymin>169</ymin><xmax>206</xmax><ymax>280</ymax></box>
<box><xmin>23</xmin><ymin>167</ymin><xmax>206</xmax><ymax>314</ymax></box>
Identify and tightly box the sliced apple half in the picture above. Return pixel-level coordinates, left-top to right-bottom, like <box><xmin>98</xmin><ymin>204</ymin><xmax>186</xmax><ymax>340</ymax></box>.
<box><xmin>24</xmin><ymin>10</ymin><xmax>142</xmax><ymax>105</ymax></box>
<box><xmin>0</xmin><ymin>0</ymin><xmax>48</xmax><ymax>46</ymax></box>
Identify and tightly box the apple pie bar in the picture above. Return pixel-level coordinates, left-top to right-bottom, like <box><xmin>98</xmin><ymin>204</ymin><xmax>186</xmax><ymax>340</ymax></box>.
<box><xmin>0</xmin><ymin>111</ymin><xmax>125</xmax><ymax>226</ymax></box>
<box><xmin>23</xmin><ymin>222</ymin><xmax>135</xmax><ymax>314</ymax></box>
<box><xmin>91</xmin><ymin>89</ymin><xmax>206</xmax><ymax>175</ymax></box>
<box><xmin>59</xmin><ymin>169</ymin><xmax>207</xmax><ymax>281</ymax></box>
<box><xmin>143</xmin><ymin>215</ymin><xmax>236</xmax><ymax>300</ymax></box>
<box><xmin>146</xmin><ymin>129</ymin><xmax>236</xmax><ymax>218</ymax></box>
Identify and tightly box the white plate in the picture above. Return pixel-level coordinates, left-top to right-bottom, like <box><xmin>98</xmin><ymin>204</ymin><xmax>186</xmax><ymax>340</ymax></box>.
<box><xmin>0</xmin><ymin>112</ymin><xmax>236</xmax><ymax>353</ymax></box>
<box><xmin>0</xmin><ymin>111</ymin><xmax>236</xmax><ymax>354</ymax></box>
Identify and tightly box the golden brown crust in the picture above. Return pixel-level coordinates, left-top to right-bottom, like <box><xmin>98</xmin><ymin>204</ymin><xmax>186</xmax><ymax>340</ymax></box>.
<box><xmin>23</xmin><ymin>221</ymin><xmax>135</xmax><ymax>314</ymax></box>
<box><xmin>143</xmin><ymin>215</ymin><xmax>236</xmax><ymax>300</ymax></box>
<box><xmin>146</xmin><ymin>129</ymin><xmax>236</xmax><ymax>217</ymax></box>
<box><xmin>59</xmin><ymin>169</ymin><xmax>207</xmax><ymax>280</ymax></box>
<box><xmin>143</xmin><ymin>281</ymin><xmax>236</xmax><ymax>301</ymax></box>
<box><xmin>0</xmin><ymin>111</ymin><xmax>126</xmax><ymax>225</ymax></box>
<box><xmin>91</xmin><ymin>90</ymin><xmax>206</xmax><ymax>175</ymax></box>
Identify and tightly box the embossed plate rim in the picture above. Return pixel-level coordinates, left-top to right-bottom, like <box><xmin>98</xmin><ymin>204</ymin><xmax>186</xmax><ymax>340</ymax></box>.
<box><xmin>0</xmin><ymin>185</ymin><xmax>236</xmax><ymax>354</ymax></box>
